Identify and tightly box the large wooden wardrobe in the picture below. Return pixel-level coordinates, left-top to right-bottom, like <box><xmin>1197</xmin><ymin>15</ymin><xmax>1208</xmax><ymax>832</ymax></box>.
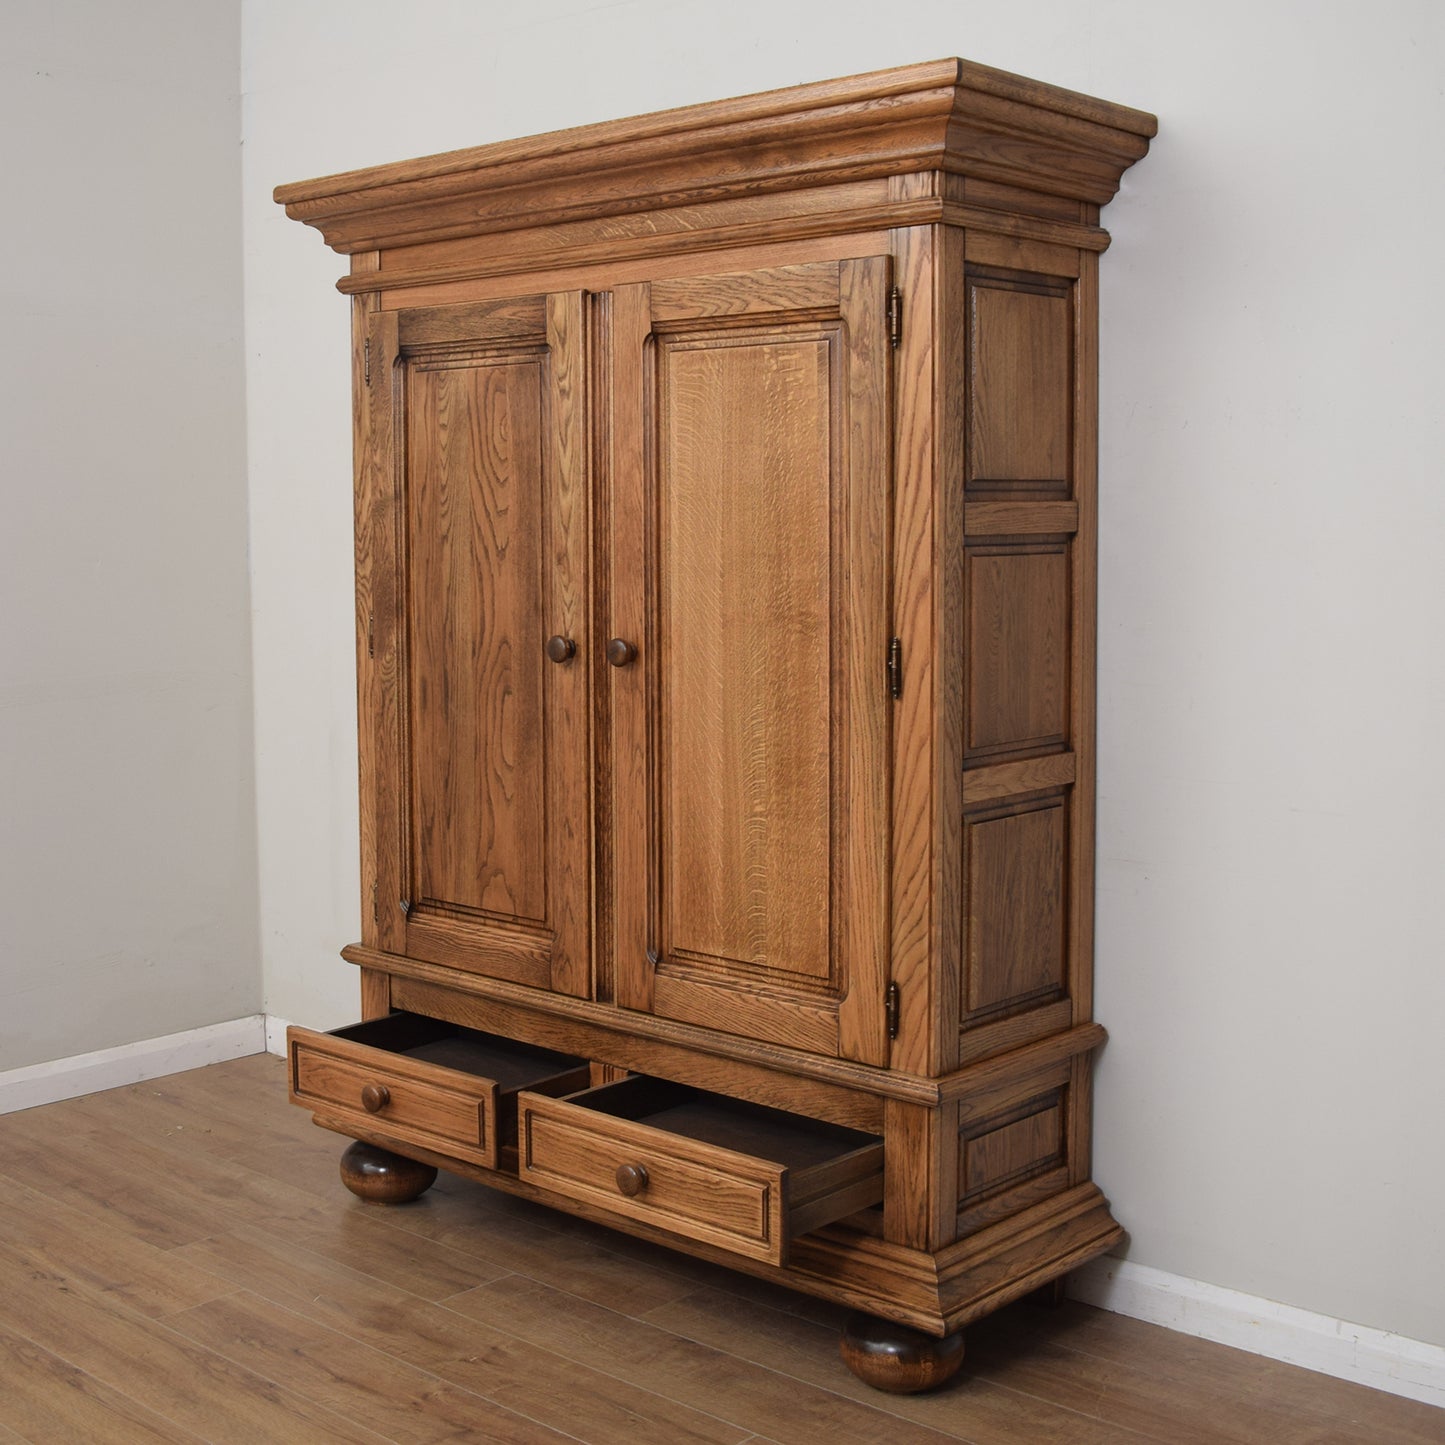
<box><xmin>277</xmin><ymin>58</ymin><xmax>1155</xmax><ymax>1391</ymax></box>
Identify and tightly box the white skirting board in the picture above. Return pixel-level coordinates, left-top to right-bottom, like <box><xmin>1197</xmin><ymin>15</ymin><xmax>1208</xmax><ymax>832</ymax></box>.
<box><xmin>0</xmin><ymin>1015</ymin><xmax>267</xmax><ymax>1115</ymax></box>
<box><xmin>1070</xmin><ymin>1256</ymin><xmax>1445</xmax><ymax>1410</ymax></box>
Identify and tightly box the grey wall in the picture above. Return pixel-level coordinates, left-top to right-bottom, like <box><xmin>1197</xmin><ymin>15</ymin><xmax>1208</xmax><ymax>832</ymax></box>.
<box><xmin>0</xmin><ymin>0</ymin><xmax>259</xmax><ymax>1069</ymax></box>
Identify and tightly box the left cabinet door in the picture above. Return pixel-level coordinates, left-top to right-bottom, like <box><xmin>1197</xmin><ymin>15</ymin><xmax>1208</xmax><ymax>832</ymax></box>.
<box><xmin>361</xmin><ymin>292</ymin><xmax>590</xmax><ymax>996</ymax></box>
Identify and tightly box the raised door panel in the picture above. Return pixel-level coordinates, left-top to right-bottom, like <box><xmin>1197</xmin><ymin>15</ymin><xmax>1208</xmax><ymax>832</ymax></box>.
<box><xmin>610</xmin><ymin>258</ymin><xmax>891</xmax><ymax>1064</ymax></box>
<box><xmin>365</xmin><ymin>293</ymin><xmax>589</xmax><ymax>996</ymax></box>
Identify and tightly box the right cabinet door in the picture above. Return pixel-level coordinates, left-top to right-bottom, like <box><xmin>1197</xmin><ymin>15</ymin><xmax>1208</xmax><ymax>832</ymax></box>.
<box><xmin>608</xmin><ymin>257</ymin><xmax>893</xmax><ymax>1064</ymax></box>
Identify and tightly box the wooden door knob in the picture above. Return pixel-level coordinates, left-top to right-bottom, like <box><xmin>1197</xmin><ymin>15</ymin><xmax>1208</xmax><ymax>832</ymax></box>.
<box><xmin>615</xmin><ymin>1162</ymin><xmax>650</xmax><ymax>1197</ymax></box>
<box><xmin>360</xmin><ymin>1083</ymin><xmax>391</xmax><ymax>1114</ymax></box>
<box><xmin>606</xmin><ymin>638</ymin><xmax>637</xmax><ymax>668</ymax></box>
<box><xmin>545</xmin><ymin>634</ymin><xmax>576</xmax><ymax>663</ymax></box>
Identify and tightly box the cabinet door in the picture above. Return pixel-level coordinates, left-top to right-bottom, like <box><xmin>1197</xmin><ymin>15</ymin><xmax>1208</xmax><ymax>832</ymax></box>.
<box><xmin>609</xmin><ymin>259</ymin><xmax>892</xmax><ymax>1063</ymax></box>
<box><xmin>364</xmin><ymin>292</ymin><xmax>589</xmax><ymax>996</ymax></box>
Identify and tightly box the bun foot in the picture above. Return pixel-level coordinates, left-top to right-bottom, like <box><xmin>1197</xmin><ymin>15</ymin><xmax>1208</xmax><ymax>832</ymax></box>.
<box><xmin>839</xmin><ymin>1312</ymin><xmax>965</xmax><ymax>1394</ymax></box>
<box><xmin>338</xmin><ymin>1141</ymin><xmax>437</xmax><ymax>1203</ymax></box>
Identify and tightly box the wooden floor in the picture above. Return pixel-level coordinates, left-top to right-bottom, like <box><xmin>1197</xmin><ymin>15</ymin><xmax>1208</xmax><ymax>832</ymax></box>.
<box><xmin>0</xmin><ymin>1056</ymin><xmax>1438</xmax><ymax>1444</ymax></box>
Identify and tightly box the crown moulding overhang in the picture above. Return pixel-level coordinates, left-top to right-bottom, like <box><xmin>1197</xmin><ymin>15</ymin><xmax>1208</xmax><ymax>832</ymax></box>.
<box><xmin>275</xmin><ymin>58</ymin><xmax>1157</xmax><ymax>283</ymax></box>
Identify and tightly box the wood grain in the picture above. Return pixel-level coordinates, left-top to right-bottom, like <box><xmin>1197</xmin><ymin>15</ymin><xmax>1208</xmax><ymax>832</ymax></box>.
<box><xmin>962</xmin><ymin>797</ymin><xmax>1067</xmax><ymax>1021</ymax></box>
<box><xmin>541</xmin><ymin>289</ymin><xmax>593</xmax><ymax>1000</ymax></box>
<box><xmin>351</xmin><ymin>254</ymin><xmax>382</xmax><ymax>956</ymax></box>
<box><xmin>370</xmin><ymin>292</ymin><xmax>592</xmax><ymax>995</ymax></box>
<box><xmin>834</xmin><ymin>254</ymin><xmax>893</xmax><ymax>1068</ymax></box>
<box><xmin>611</xmin><ymin>258</ymin><xmax>890</xmax><ymax>1061</ymax></box>
<box><xmin>964</xmin><ymin>542</ymin><xmax>1070</xmax><ymax>757</ymax></box>
<box><xmin>885</xmin><ymin>223</ymin><xmax>939</xmax><ymax>1079</ymax></box>
<box><xmin>606</xmin><ymin>280</ymin><xmax>655</xmax><ymax>1015</ymax></box>
<box><xmin>970</xmin><ymin>284</ymin><xmax>1071</xmax><ymax>489</ymax></box>
<box><xmin>1070</xmin><ymin>247</ymin><xmax>1101</xmax><ymax>1032</ymax></box>
<box><xmin>659</xmin><ymin>327</ymin><xmax>833</xmax><ymax>979</ymax></box>
<box><xmin>406</xmin><ymin>348</ymin><xmax>547</xmax><ymax>923</ymax></box>
<box><xmin>519</xmin><ymin>1079</ymin><xmax>882</xmax><ymax>1266</ymax></box>
<box><xmin>276</xmin><ymin>58</ymin><xmax>1156</xmax><ymax>265</ymax></box>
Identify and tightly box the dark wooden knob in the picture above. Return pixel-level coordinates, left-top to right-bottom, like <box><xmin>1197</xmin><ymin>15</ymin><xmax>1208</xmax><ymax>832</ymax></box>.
<box><xmin>360</xmin><ymin>1083</ymin><xmax>391</xmax><ymax>1114</ymax></box>
<box><xmin>545</xmin><ymin>634</ymin><xmax>576</xmax><ymax>663</ymax></box>
<box><xmin>615</xmin><ymin>1162</ymin><xmax>649</xmax><ymax>1197</ymax></box>
<box><xmin>605</xmin><ymin>637</ymin><xmax>637</xmax><ymax>668</ymax></box>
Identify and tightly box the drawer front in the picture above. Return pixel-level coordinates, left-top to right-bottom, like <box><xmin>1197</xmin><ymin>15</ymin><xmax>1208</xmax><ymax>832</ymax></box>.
<box><xmin>520</xmin><ymin>1080</ymin><xmax>878</xmax><ymax>1260</ymax></box>
<box><xmin>289</xmin><ymin>1026</ymin><xmax>497</xmax><ymax>1168</ymax></box>
<box><xmin>520</xmin><ymin>1090</ymin><xmax>787</xmax><ymax>1263</ymax></box>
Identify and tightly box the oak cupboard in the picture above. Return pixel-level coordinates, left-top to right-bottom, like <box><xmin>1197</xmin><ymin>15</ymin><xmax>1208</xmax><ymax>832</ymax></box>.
<box><xmin>277</xmin><ymin>58</ymin><xmax>1155</xmax><ymax>1392</ymax></box>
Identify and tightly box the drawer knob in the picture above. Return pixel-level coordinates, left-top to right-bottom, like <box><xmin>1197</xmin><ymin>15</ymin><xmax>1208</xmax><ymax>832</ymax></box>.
<box><xmin>615</xmin><ymin>1162</ymin><xmax>650</xmax><ymax>1197</ymax></box>
<box><xmin>545</xmin><ymin>634</ymin><xmax>576</xmax><ymax>663</ymax></box>
<box><xmin>606</xmin><ymin>637</ymin><xmax>637</xmax><ymax>668</ymax></box>
<box><xmin>360</xmin><ymin>1083</ymin><xmax>391</xmax><ymax>1114</ymax></box>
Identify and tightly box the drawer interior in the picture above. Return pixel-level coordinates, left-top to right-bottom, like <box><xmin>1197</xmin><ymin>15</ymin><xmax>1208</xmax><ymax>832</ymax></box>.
<box><xmin>560</xmin><ymin>1075</ymin><xmax>881</xmax><ymax>1166</ymax></box>
<box><xmin>328</xmin><ymin>1013</ymin><xmax>589</xmax><ymax>1091</ymax></box>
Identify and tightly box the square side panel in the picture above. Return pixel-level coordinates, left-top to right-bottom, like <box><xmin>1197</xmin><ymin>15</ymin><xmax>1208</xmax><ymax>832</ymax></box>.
<box><xmin>965</xmin><ymin>542</ymin><xmax>1070</xmax><ymax>759</ymax></box>
<box><xmin>967</xmin><ymin>276</ymin><xmax>1073</xmax><ymax>496</ymax></box>
<box><xmin>963</xmin><ymin>797</ymin><xmax>1067</xmax><ymax>1022</ymax></box>
<box><xmin>956</xmin><ymin>1083</ymin><xmax>1070</xmax><ymax>1234</ymax></box>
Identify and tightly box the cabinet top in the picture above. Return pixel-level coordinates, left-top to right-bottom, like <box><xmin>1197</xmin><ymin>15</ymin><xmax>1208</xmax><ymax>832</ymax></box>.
<box><xmin>276</xmin><ymin>58</ymin><xmax>1156</xmax><ymax>288</ymax></box>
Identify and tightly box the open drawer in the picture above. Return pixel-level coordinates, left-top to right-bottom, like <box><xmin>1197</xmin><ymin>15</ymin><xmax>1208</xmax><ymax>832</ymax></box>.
<box><xmin>518</xmin><ymin>1076</ymin><xmax>884</xmax><ymax>1265</ymax></box>
<box><xmin>288</xmin><ymin>1013</ymin><xmax>591</xmax><ymax>1171</ymax></box>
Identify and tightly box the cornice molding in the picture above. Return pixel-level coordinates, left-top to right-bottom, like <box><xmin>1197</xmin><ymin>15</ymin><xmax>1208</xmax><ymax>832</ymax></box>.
<box><xmin>276</xmin><ymin>59</ymin><xmax>1155</xmax><ymax>268</ymax></box>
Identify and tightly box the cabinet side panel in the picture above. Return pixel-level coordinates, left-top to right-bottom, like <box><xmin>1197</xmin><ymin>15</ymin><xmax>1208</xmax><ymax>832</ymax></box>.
<box><xmin>959</xmin><ymin>243</ymin><xmax>1087</xmax><ymax>1064</ymax></box>
<box><xmin>406</xmin><ymin>355</ymin><xmax>547</xmax><ymax>923</ymax></box>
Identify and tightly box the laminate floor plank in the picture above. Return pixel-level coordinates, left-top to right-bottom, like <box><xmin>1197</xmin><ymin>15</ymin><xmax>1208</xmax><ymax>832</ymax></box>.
<box><xmin>984</xmin><ymin>1298</ymin><xmax>1445</xmax><ymax>1445</ymax></box>
<box><xmin>1</xmin><ymin>1055</ymin><xmax>1437</xmax><ymax>1443</ymax></box>
<box><xmin>166</xmin><ymin>1290</ymin><xmax>582</xmax><ymax>1444</ymax></box>
<box><xmin>0</xmin><ymin>1112</ymin><xmax>334</xmax><ymax>1249</ymax></box>
<box><xmin>20</xmin><ymin>1070</ymin><xmax>295</xmax><ymax>1161</ymax></box>
<box><xmin>963</xmin><ymin>1324</ymin><xmax>1402</xmax><ymax>1445</ymax></box>
<box><xmin>171</xmin><ymin>1225</ymin><xmax>751</xmax><ymax>1444</ymax></box>
<box><xmin>285</xmin><ymin>1205</ymin><xmax>516</xmax><ymax>1302</ymax></box>
<box><xmin>0</xmin><ymin>1246</ymin><xmax>391</xmax><ymax>1444</ymax></box>
<box><xmin>0</xmin><ymin>1178</ymin><xmax>237</xmax><ymax>1321</ymax></box>
<box><xmin>0</xmin><ymin>1320</ymin><xmax>202</xmax><ymax>1444</ymax></box>
<box><xmin>642</xmin><ymin>1283</ymin><xmax>1161</xmax><ymax>1444</ymax></box>
<box><xmin>444</xmin><ymin>1272</ymin><xmax>970</xmax><ymax>1445</ymax></box>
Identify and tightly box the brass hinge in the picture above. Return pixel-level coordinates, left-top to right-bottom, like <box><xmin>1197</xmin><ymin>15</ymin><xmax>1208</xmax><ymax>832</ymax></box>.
<box><xmin>364</xmin><ymin>338</ymin><xmax>371</xmax><ymax>385</ymax></box>
<box><xmin>371</xmin><ymin>881</ymin><xmax>377</xmax><ymax>923</ymax></box>
<box><xmin>885</xmin><ymin>982</ymin><xmax>900</xmax><ymax>1040</ymax></box>
<box><xmin>888</xmin><ymin>287</ymin><xmax>903</xmax><ymax>349</ymax></box>
<box><xmin>887</xmin><ymin>636</ymin><xmax>903</xmax><ymax>700</ymax></box>
<box><xmin>367</xmin><ymin>611</ymin><xmax>375</xmax><ymax>658</ymax></box>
